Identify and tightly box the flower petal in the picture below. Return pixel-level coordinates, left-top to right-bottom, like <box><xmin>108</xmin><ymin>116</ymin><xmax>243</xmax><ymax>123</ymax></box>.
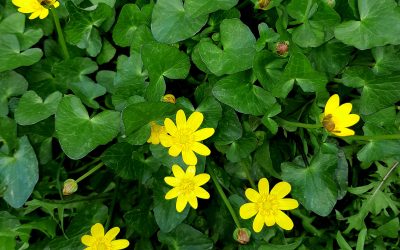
<box><xmin>187</xmin><ymin>111</ymin><xmax>204</xmax><ymax>132</ymax></box>
<box><xmin>252</xmin><ymin>213</ymin><xmax>264</xmax><ymax>233</ymax></box>
<box><xmin>160</xmin><ymin>134</ymin><xmax>173</xmax><ymax>147</ymax></box>
<box><xmin>239</xmin><ymin>203</ymin><xmax>258</xmax><ymax>219</ymax></box>
<box><xmin>81</xmin><ymin>235</ymin><xmax>95</xmax><ymax>246</ymax></box>
<box><xmin>338</xmin><ymin>114</ymin><xmax>360</xmax><ymax>128</ymax></box>
<box><xmin>258</xmin><ymin>178</ymin><xmax>269</xmax><ymax>195</ymax></box>
<box><xmin>172</xmin><ymin>164</ymin><xmax>185</xmax><ymax>178</ymax></box>
<box><xmin>324</xmin><ymin>94</ymin><xmax>339</xmax><ymax>115</ymax></box>
<box><xmin>194</xmin><ymin>186</ymin><xmax>210</xmax><ymax>199</ymax></box>
<box><xmin>39</xmin><ymin>8</ymin><xmax>49</xmax><ymax>19</ymax></box>
<box><xmin>176</xmin><ymin>110</ymin><xmax>187</xmax><ymax>130</ymax></box>
<box><xmin>265</xmin><ymin>215</ymin><xmax>275</xmax><ymax>227</ymax></box>
<box><xmin>332</xmin><ymin>127</ymin><xmax>355</xmax><ymax>137</ymax></box>
<box><xmin>335</xmin><ymin>103</ymin><xmax>352</xmax><ymax>115</ymax></box>
<box><xmin>169</xmin><ymin>145</ymin><xmax>182</xmax><ymax>157</ymax></box>
<box><xmin>91</xmin><ymin>223</ymin><xmax>104</xmax><ymax>237</ymax></box>
<box><xmin>164</xmin><ymin>118</ymin><xmax>177</xmax><ymax>136</ymax></box>
<box><xmin>185</xmin><ymin>165</ymin><xmax>196</xmax><ymax>178</ymax></box>
<box><xmin>164</xmin><ymin>176</ymin><xmax>178</xmax><ymax>187</ymax></box>
<box><xmin>165</xmin><ymin>187</ymin><xmax>179</xmax><ymax>199</ymax></box>
<box><xmin>193</xmin><ymin>173</ymin><xmax>210</xmax><ymax>186</ymax></box>
<box><xmin>110</xmin><ymin>239</ymin><xmax>130</xmax><ymax>249</ymax></box>
<box><xmin>105</xmin><ymin>227</ymin><xmax>120</xmax><ymax>241</ymax></box>
<box><xmin>275</xmin><ymin>210</ymin><xmax>294</xmax><ymax>230</ymax></box>
<box><xmin>194</xmin><ymin>128</ymin><xmax>215</xmax><ymax>141</ymax></box>
<box><xmin>176</xmin><ymin>195</ymin><xmax>188</xmax><ymax>212</ymax></box>
<box><xmin>278</xmin><ymin>198</ymin><xmax>299</xmax><ymax>210</ymax></box>
<box><xmin>182</xmin><ymin>148</ymin><xmax>197</xmax><ymax>166</ymax></box>
<box><xmin>29</xmin><ymin>11</ymin><xmax>41</xmax><ymax>19</ymax></box>
<box><xmin>191</xmin><ymin>142</ymin><xmax>211</xmax><ymax>156</ymax></box>
<box><xmin>188</xmin><ymin>194</ymin><xmax>198</xmax><ymax>209</ymax></box>
<box><xmin>270</xmin><ymin>182</ymin><xmax>291</xmax><ymax>199</ymax></box>
<box><xmin>53</xmin><ymin>1</ymin><xmax>60</xmax><ymax>8</ymax></box>
<box><xmin>245</xmin><ymin>188</ymin><xmax>260</xmax><ymax>202</ymax></box>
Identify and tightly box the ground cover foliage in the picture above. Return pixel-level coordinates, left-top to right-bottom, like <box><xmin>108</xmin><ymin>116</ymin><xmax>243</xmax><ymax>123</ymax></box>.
<box><xmin>0</xmin><ymin>0</ymin><xmax>400</xmax><ymax>249</ymax></box>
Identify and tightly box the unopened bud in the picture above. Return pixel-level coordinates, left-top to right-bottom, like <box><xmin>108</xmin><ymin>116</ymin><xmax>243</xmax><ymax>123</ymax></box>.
<box><xmin>63</xmin><ymin>179</ymin><xmax>78</xmax><ymax>195</ymax></box>
<box><xmin>275</xmin><ymin>41</ymin><xmax>289</xmax><ymax>57</ymax></box>
<box><xmin>162</xmin><ymin>94</ymin><xmax>176</xmax><ymax>104</ymax></box>
<box><xmin>258</xmin><ymin>0</ymin><xmax>271</xmax><ymax>10</ymax></box>
<box><xmin>233</xmin><ymin>228</ymin><xmax>251</xmax><ymax>244</ymax></box>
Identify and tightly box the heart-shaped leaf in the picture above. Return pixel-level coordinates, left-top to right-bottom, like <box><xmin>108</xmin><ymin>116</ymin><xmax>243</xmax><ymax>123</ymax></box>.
<box><xmin>0</xmin><ymin>136</ymin><xmax>38</xmax><ymax>208</ymax></box>
<box><xmin>15</xmin><ymin>91</ymin><xmax>62</xmax><ymax>125</ymax></box>
<box><xmin>185</xmin><ymin>0</ymin><xmax>238</xmax><ymax>18</ymax></box>
<box><xmin>55</xmin><ymin>95</ymin><xmax>120</xmax><ymax>160</ymax></box>
<box><xmin>0</xmin><ymin>71</ymin><xmax>28</xmax><ymax>116</ymax></box>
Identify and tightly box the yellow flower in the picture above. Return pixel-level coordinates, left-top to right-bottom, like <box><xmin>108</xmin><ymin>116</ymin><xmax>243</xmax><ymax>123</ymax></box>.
<box><xmin>12</xmin><ymin>0</ymin><xmax>60</xmax><ymax>20</ymax></box>
<box><xmin>239</xmin><ymin>178</ymin><xmax>299</xmax><ymax>232</ymax></box>
<box><xmin>160</xmin><ymin>109</ymin><xmax>214</xmax><ymax>166</ymax></box>
<box><xmin>164</xmin><ymin>164</ymin><xmax>210</xmax><ymax>212</ymax></box>
<box><xmin>322</xmin><ymin>94</ymin><xmax>360</xmax><ymax>136</ymax></box>
<box><xmin>147</xmin><ymin>122</ymin><xmax>167</xmax><ymax>145</ymax></box>
<box><xmin>81</xmin><ymin>223</ymin><xmax>129</xmax><ymax>250</ymax></box>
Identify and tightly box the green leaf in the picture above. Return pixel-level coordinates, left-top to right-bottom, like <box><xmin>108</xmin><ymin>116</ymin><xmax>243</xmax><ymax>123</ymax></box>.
<box><xmin>336</xmin><ymin>231</ymin><xmax>352</xmax><ymax>250</ymax></box>
<box><xmin>0</xmin><ymin>71</ymin><xmax>28</xmax><ymax>116</ymax></box>
<box><xmin>197</xmin><ymin>18</ymin><xmax>256</xmax><ymax>76</ymax></box>
<box><xmin>281</xmin><ymin>146</ymin><xmax>339</xmax><ymax>216</ymax></box>
<box><xmin>141</xmin><ymin>42</ymin><xmax>190</xmax><ymax>101</ymax></box>
<box><xmin>158</xmin><ymin>224</ymin><xmax>213</xmax><ymax>249</ymax></box>
<box><xmin>261</xmin><ymin>103</ymin><xmax>282</xmax><ymax>135</ymax></box>
<box><xmin>96</xmin><ymin>38</ymin><xmax>116</xmax><ymax>65</ymax></box>
<box><xmin>69</xmin><ymin>81</ymin><xmax>106</xmax><ymax>109</ymax></box>
<box><xmin>0</xmin><ymin>34</ymin><xmax>42</xmax><ymax>73</ymax></box>
<box><xmin>212</xmin><ymin>106</ymin><xmax>242</xmax><ymax>145</ymax></box>
<box><xmin>55</xmin><ymin>95</ymin><xmax>120</xmax><ymax>160</ymax></box>
<box><xmin>15</xmin><ymin>91</ymin><xmax>62</xmax><ymax>125</ymax></box>
<box><xmin>195</xmin><ymin>96</ymin><xmax>222</xmax><ymax>129</ymax></box>
<box><xmin>226</xmin><ymin>133</ymin><xmax>258</xmax><ymax>162</ymax></box>
<box><xmin>0</xmin><ymin>117</ymin><xmax>17</xmax><ymax>154</ymax></box>
<box><xmin>253</xmin><ymin>50</ymin><xmax>286</xmax><ymax>91</ymax></box>
<box><xmin>151</xmin><ymin>0</ymin><xmax>208</xmax><ymax>43</ymax></box>
<box><xmin>334</xmin><ymin>0</ymin><xmax>400</xmax><ymax>49</ymax></box>
<box><xmin>0</xmin><ymin>136</ymin><xmax>38</xmax><ymax>208</ymax></box>
<box><xmin>124</xmin><ymin>206</ymin><xmax>158</xmax><ymax>238</ymax></box>
<box><xmin>371</xmin><ymin>45</ymin><xmax>400</xmax><ymax>75</ymax></box>
<box><xmin>185</xmin><ymin>0</ymin><xmax>238</xmax><ymax>18</ymax></box>
<box><xmin>259</xmin><ymin>238</ymin><xmax>303</xmax><ymax>250</ymax></box>
<box><xmin>64</xmin><ymin>2</ymin><xmax>113</xmax><ymax>56</ymax></box>
<box><xmin>273</xmin><ymin>52</ymin><xmax>327</xmax><ymax>98</ymax></box>
<box><xmin>112</xmin><ymin>4</ymin><xmax>150</xmax><ymax>47</ymax></box>
<box><xmin>213</xmin><ymin>72</ymin><xmax>276</xmax><ymax>115</ymax></box>
<box><xmin>377</xmin><ymin>218</ymin><xmax>399</xmax><ymax>238</ymax></box>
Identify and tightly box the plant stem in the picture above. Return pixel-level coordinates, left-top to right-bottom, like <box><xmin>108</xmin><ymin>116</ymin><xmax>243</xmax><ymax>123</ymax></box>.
<box><xmin>242</xmin><ymin>162</ymin><xmax>257</xmax><ymax>190</ymax></box>
<box><xmin>105</xmin><ymin>179</ymin><xmax>120</xmax><ymax>230</ymax></box>
<box><xmin>276</xmin><ymin>117</ymin><xmax>322</xmax><ymax>129</ymax></box>
<box><xmin>208</xmin><ymin>165</ymin><xmax>242</xmax><ymax>229</ymax></box>
<box><xmin>76</xmin><ymin>162</ymin><xmax>104</xmax><ymax>183</ymax></box>
<box><xmin>343</xmin><ymin>134</ymin><xmax>400</xmax><ymax>141</ymax></box>
<box><xmin>51</xmin><ymin>8</ymin><xmax>69</xmax><ymax>59</ymax></box>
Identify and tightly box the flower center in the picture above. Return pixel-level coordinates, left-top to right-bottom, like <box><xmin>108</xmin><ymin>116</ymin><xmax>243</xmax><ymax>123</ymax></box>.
<box><xmin>256</xmin><ymin>194</ymin><xmax>279</xmax><ymax>216</ymax></box>
<box><xmin>322</xmin><ymin>114</ymin><xmax>336</xmax><ymax>132</ymax></box>
<box><xmin>38</xmin><ymin>0</ymin><xmax>56</xmax><ymax>7</ymax></box>
<box><xmin>178</xmin><ymin>178</ymin><xmax>195</xmax><ymax>196</ymax></box>
<box><xmin>94</xmin><ymin>239</ymin><xmax>111</xmax><ymax>250</ymax></box>
<box><xmin>175</xmin><ymin>128</ymin><xmax>194</xmax><ymax>147</ymax></box>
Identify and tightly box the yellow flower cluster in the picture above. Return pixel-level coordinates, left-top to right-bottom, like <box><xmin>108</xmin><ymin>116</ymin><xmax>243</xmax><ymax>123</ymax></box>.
<box><xmin>12</xmin><ymin>0</ymin><xmax>60</xmax><ymax>19</ymax></box>
<box><xmin>81</xmin><ymin>223</ymin><xmax>129</xmax><ymax>250</ymax></box>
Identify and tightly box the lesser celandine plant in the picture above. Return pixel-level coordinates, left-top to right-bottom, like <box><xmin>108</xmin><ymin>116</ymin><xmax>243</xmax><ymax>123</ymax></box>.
<box><xmin>1</xmin><ymin>0</ymin><xmax>400</xmax><ymax>249</ymax></box>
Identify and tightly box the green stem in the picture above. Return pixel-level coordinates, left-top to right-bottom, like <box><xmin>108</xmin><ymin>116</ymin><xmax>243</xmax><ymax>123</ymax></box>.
<box><xmin>51</xmin><ymin>8</ymin><xmax>69</xmax><ymax>59</ymax></box>
<box><xmin>242</xmin><ymin>162</ymin><xmax>256</xmax><ymax>190</ymax></box>
<box><xmin>276</xmin><ymin>117</ymin><xmax>322</xmax><ymax>129</ymax></box>
<box><xmin>208</xmin><ymin>166</ymin><xmax>242</xmax><ymax>229</ymax></box>
<box><xmin>76</xmin><ymin>162</ymin><xmax>104</xmax><ymax>183</ymax></box>
<box><xmin>343</xmin><ymin>134</ymin><xmax>400</xmax><ymax>141</ymax></box>
<box><xmin>105</xmin><ymin>179</ymin><xmax>120</xmax><ymax>230</ymax></box>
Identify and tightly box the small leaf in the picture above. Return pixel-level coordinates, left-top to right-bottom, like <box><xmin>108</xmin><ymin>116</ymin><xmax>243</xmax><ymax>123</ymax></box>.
<box><xmin>158</xmin><ymin>224</ymin><xmax>213</xmax><ymax>249</ymax></box>
<box><xmin>0</xmin><ymin>71</ymin><xmax>28</xmax><ymax>116</ymax></box>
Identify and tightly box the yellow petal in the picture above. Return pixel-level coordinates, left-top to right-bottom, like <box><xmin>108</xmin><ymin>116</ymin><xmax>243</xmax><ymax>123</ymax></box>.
<box><xmin>29</xmin><ymin>11</ymin><xmax>41</xmax><ymax>19</ymax></box>
<box><xmin>176</xmin><ymin>195</ymin><xmax>188</xmax><ymax>212</ymax></box>
<box><xmin>91</xmin><ymin>223</ymin><xmax>104</xmax><ymax>237</ymax></box>
<box><xmin>105</xmin><ymin>227</ymin><xmax>120</xmax><ymax>241</ymax></box>
<box><xmin>182</xmin><ymin>148</ymin><xmax>197</xmax><ymax>166</ymax></box>
<box><xmin>324</xmin><ymin>94</ymin><xmax>339</xmax><ymax>115</ymax></box>
<box><xmin>191</xmin><ymin>142</ymin><xmax>211</xmax><ymax>156</ymax></box>
<box><xmin>159</xmin><ymin>134</ymin><xmax>173</xmax><ymax>147</ymax></box>
<box><xmin>239</xmin><ymin>203</ymin><xmax>258</xmax><ymax>219</ymax></box>
<box><xmin>194</xmin><ymin>128</ymin><xmax>215</xmax><ymax>141</ymax></box>
<box><xmin>186</xmin><ymin>111</ymin><xmax>204</xmax><ymax>132</ymax></box>
<box><xmin>164</xmin><ymin>118</ymin><xmax>177</xmax><ymax>136</ymax></box>
<box><xmin>188</xmin><ymin>194</ymin><xmax>198</xmax><ymax>209</ymax></box>
<box><xmin>53</xmin><ymin>1</ymin><xmax>60</xmax><ymax>8</ymax></box>
<box><xmin>278</xmin><ymin>198</ymin><xmax>299</xmax><ymax>210</ymax></box>
<box><xmin>334</xmin><ymin>103</ymin><xmax>352</xmax><ymax>115</ymax></box>
<box><xmin>164</xmin><ymin>176</ymin><xmax>178</xmax><ymax>187</ymax></box>
<box><xmin>252</xmin><ymin>213</ymin><xmax>264</xmax><ymax>233</ymax></box>
<box><xmin>258</xmin><ymin>178</ymin><xmax>269</xmax><ymax>195</ymax></box>
<box><xmin>275</xmin><ymin>210</ymin><xmax>294</xmax><ymax>230</ymax></box>
<box><xmin>110</xmin><ymin>239</ymin><xmax>130</xmax><ymax>249</ymax></box>
<box><xmin>165</xmin><ymin>187</ymin><xmax>179</xmax><ymax>199</ymax></box>
<box><xmin>270</xmin><ymin>182</ymin><xmax>291</xmax><ymax>199</ymax></box>
<box><xmin>172</xmin><ymin>164</ymin><xmax>185</xmax><ymax>178</ymax></box>
<box><xmin>245</xmin><ymin>188</ymin><xmax>260</xmax><ymax>202</ymax></box>
<box><xmin>39</xmin><ymin>8</ymin><xmax>49</xmax><ymax>19</ymax></box>
<box><xmin>331</xmin><ymin>127</ymin><xmax>355</xmax><ymax>136</ymax></box>
<box><xmin>84</xmin><ymin>248</ymin><xmax>92</xmax><ymax>250</ymax></box>
<box><xmin>176</xmin><ymin>109</ymin><xmax>187</xmax><ymax>129</ymax></box>
<box><xmin>12</xmin><ymin>0</ymin><xmax>25</xmax><ymax>7</ymax></box>
<box><xmin>185</xmin><ymin>165</ymin><xmax>196</xmax><ymax>178</ymax></box>
<box><xmin>194</xmin><ymin>186</ymin><xmax>210</xmax><ymax>199</ymax></box>
<box><xmin>81</xmin><ymin>235</ymin><xmax>95</xmax><ymax>246</ymax></box>
<box><xmin>193</xmin><ymin>173</ymin><xmax>210</xmax><ymax>186</ymax></box>
<box><xmin>265</xmin><ymin>215</ymin><xmax>275</xmax><ymax>227</ymax></box>
<box><xmin>169</xmin><ymin>145</ymin><xmax>182</xmax><ymax>157</ymax></box>
<box><xmin>338</xmin><ymin>114</ymin><xmax>360</xmax><ymax>128</ymax></box>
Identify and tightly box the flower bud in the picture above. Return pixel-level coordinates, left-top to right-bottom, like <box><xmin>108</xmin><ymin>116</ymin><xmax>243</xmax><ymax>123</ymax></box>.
<box><xmin>63</xmin><ymin>179</ymin><xmax>78</xmax><ymax>196</ymax></box>
<box><xmin>162</xmin><ymin>94</ymin><xmax>176</xmax><ymax>104</ymax></box>
<box><xmin>275</xmin><ymin>41</ymin><xmax>289</xmax><ymax>57</ymax></box>
<box><xmin>233</xmin><ymin>228</ymin><xmax>251</xmax><ymax>244</ymax></box>
<box><xmin>257</xmin><ymin>0</ymin><xmax>271</xmax><ymax>10</ymax></box>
